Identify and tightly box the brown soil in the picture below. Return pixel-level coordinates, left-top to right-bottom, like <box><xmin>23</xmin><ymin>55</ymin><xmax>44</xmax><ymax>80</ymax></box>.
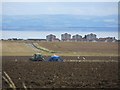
<box><xmin>2</xmin><ymin>56</ymin><xmax>119</xmax><ymax>89</ymax></box>
<box><xmin>2</xmin><ymin>56</ymin><xmax>119</xmax><ymax>61</ymax></box>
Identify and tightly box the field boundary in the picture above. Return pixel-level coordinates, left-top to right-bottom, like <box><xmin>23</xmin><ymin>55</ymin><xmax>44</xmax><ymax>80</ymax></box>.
<box><xmin>32</xmin><ymin>43</ymin><xmax>57</xmax><ymax>53</ymax></box>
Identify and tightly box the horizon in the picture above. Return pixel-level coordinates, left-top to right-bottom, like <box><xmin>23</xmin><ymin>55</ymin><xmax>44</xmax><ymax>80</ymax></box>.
<box><xmin>2</xmin><ymin>2</ymin><xmax>118</xmax><ymax>39</ymax></box>
<box><xmin>2</xmin><ymin>31</ymin><xmax>118</xmax><ymax>40</ymax></box>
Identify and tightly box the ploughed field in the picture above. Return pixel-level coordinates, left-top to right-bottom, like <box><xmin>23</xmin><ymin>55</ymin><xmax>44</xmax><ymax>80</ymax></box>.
<box><xmin>1</xmin><ymin>41</ymin><xmax>119</xmax><ymax>88</ymax></box>
<box><xmin>2</xmin><ymin>56</ymin><xmax>119</xmax><ymax>88</ymax></box>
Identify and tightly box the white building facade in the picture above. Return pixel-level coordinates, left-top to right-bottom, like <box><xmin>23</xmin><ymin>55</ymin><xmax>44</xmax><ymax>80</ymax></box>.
<box><xmin>46</xmin><ymin>34</ymin><xmax>56</xmax><ymax>41</ymax></box>
<box><xmin>72</xmin><ymin>34</ymin><xmax>82</xmax><ymax>41</ymax></box>
<box><xmin>86</xmin><ymin>33</ymin><xmax>97</xmax><ymax>41</ymax></box>
<box><xmin>61</xmin><ymin>33</ymin><xmax>71</xmax><ymax>41</ymax></box>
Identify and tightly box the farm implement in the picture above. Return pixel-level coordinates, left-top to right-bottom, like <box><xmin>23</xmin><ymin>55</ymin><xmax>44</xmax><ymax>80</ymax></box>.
<box><xmin>29</xmin><ymin>53</ymin><xmax>45</xmax><ymax>61</ymax></box>
<box><xmin>29</xmin><ymin>53</ymin><xmax>63</xmax><ymax>62</ymax></box>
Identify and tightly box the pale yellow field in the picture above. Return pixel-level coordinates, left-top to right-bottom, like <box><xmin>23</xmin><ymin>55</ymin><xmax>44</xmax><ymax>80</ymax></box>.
<box><xmin>2</xmin><ymin>41</ymin><xmax>38</xmax><ymax>56</ymax></box>
<box><xmin>0</xmin><ymin>41</ymin><xmax>2</xmax><ymax>56</ymax></box>
<box><xmin>1</xmin><ymin>40</ymin><xmax>119</xmax><ymax>56</ymax></box>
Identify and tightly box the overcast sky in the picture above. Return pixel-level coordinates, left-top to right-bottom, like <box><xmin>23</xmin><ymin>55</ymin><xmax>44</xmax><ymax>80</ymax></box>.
<box><xmin>2</xmin><ymin>2</ymin><xmax>118</xmax><ymax>16</ymax></box>
<box><xmin>1</xmin><ymin>0</ymin><xmax>119</xmax><ymax>39</ymax></box>
<box><xmin>2</xmin><ymin>0</ymin><xmax>120</xmax><ymax>2</ymax></box>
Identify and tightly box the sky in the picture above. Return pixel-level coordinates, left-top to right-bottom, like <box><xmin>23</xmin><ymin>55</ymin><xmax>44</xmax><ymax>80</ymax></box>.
<box><xmin>2</xmin><ymin>2</ymin><xmax>118</xmax><ymax>16</ymax></box>
<box><xmin>1</xmin><ymin>1</ymin><xmax>119</xmax><ymax>39</ymax></box>
<box><xmin>2</xmin><ymin>0</ymin><xmax>120</xmax><ymax>2</ymax></box>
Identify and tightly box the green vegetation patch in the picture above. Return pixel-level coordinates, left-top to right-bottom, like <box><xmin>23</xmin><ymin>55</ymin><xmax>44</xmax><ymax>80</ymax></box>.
<box><xmin>32</xmin><ymin>43</ymin><xmax>57</xmax><ymax>53</ymax></box>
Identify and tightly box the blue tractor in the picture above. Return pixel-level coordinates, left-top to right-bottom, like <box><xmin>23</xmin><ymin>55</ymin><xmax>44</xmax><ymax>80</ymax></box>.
<box><xmin>48</xmin><ymin>54</ymin><xmax>63</xmax><ymax>62</ymax></box>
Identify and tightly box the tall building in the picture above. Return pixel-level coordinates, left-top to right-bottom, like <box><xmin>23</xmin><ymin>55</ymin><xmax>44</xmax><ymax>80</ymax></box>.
<box><xmin>72</xmin><ymin>34</ymin><xmax>82</xmax><ymax>41</ymax></box>
<box><xmin>61</xmin><ymin>33</ymin><xmax>71</xmax><ymax>41</ymax></box>
<box><xmin>46</xmin><ymin>34</ymin><xmax>56</xmax><ymax>41</ymax></box>
<box><xmin>86</xmin><ymin>33</ymin><xmax>97</xmax><ymax>41</ymax></box>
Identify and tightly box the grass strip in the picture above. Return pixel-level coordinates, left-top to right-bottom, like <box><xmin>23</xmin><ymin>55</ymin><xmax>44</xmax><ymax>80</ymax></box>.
<box><xmin>32</xmin><ymin>43</ymin><xmax>57</xmax><ymax>53</ymax></box>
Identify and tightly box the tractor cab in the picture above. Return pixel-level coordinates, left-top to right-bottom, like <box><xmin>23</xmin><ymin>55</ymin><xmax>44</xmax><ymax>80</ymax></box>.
<box><xmin>30</xmin><ymin>53</ymin><xmax>45</xmax><ymax>61</ymax></box>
